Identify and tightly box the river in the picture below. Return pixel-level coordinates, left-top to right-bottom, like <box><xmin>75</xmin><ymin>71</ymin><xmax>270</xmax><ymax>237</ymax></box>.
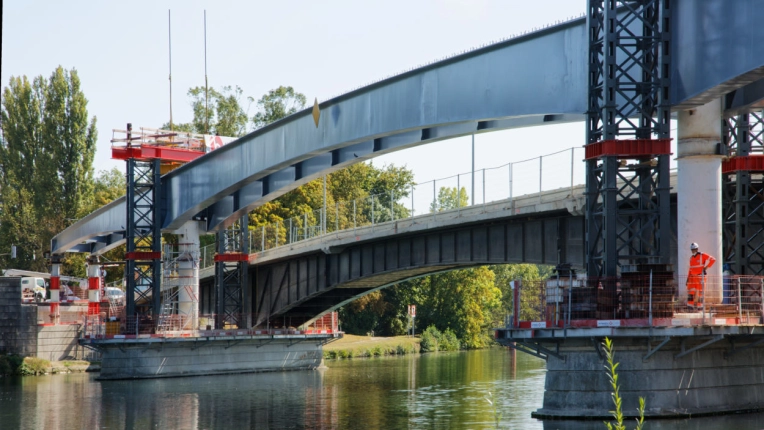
<box><xmin>1</xmin><ymin>348</ymin><xmax>762</xmax><ymax>429</ymax></box>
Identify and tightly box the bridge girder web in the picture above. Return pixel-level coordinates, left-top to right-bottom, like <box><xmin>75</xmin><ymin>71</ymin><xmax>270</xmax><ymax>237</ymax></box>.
<box><xmin>585</xmin><ymin>0</ymin><xmax>672</xmax><ymax>278</ymax></box>
<box><xmin>723</xmin><ymin>111</ymin><xmax>764</xmax><ymax>275</ymax></box>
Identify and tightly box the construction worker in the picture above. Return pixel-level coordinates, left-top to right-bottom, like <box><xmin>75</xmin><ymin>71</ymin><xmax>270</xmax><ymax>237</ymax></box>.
<box><xmin>686</xmin><ymin>242</ymin><xmax>715</xmax><ymax>308</ymax></box>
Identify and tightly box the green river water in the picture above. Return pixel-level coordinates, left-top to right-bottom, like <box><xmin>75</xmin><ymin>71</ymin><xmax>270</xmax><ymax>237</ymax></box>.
<box><xmin>1</xmin><ymin>348</ymin><xmax>762</xmax><ymax>429</ymax></box>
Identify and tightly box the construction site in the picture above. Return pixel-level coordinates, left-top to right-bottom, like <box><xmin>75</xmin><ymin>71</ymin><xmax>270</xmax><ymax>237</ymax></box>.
<box><xmin>0</xmin><ymin>126</ymin><xmax>340</xmax><ymax>379</ymax></box>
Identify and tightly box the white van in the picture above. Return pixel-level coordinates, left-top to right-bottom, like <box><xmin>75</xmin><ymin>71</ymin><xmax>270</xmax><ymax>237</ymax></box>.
<box><xmin>21</xmin><ymin>277</ymin><xmax>46</xmax><ymax>302</ymax></box>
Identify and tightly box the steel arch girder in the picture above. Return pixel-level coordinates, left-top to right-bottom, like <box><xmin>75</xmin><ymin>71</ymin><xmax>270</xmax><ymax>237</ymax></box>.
<box><xmin>51</xmin><ymin>0</ymin><xmax>764</xmax><ymax>254</ymax></box>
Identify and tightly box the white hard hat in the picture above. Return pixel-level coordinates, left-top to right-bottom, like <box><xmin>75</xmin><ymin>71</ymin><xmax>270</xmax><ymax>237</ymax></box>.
<box><xmin>690</xmin><ymin>242</ymin><xmax>699</xmax><ymax>250</ymax></box>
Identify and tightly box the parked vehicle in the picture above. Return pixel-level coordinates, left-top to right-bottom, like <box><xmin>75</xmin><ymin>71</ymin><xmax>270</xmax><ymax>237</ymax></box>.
<box><xmin>21</xmin><ymin>277</ymin><xmax>46</xmax><ymax>302</ymax></box>
<box><xmin>105</xmin><ymin>287</ymin><xmax>126</xmax><ymax>305</ymax></box>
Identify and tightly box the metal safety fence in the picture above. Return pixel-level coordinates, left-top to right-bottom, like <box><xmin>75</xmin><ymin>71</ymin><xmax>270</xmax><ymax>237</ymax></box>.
<box><xmin>511</xmin><ymin>274</ymin><xmax>764</xmax><ymax>328</ymax></box>
<box><xmin>197</xmin><ymin>146</ymin><xmax>587</xmax><ymax>269</ymax></box>
<box><xmin>80</xmin><ymin>312</ymin><xmax>339</xmax><ymax>339</ymax></box>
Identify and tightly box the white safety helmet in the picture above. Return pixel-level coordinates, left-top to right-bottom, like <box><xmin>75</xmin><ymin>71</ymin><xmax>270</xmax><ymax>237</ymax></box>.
<box><xmin>690</xmin><ymin>242</ymin><xmax>699</xmax><ymax>250</ymax></box>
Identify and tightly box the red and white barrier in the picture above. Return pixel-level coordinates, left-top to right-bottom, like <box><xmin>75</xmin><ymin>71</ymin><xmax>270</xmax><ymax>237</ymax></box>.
<box><xmin>50</xmin><ymin>263</ymin><xmax>61</xmax><ymax>324</ymax></box>
<box><xmin>87</xmin><ymin>257</ymin><xmax>101</xmax><ymax>316</ymax></box>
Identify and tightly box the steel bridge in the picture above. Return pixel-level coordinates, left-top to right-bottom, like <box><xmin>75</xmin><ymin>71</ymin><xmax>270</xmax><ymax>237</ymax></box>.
<box><xmin>51</xmin><ymin>1</ymin><xmax>764</xmax><ymax>328</ymax></box>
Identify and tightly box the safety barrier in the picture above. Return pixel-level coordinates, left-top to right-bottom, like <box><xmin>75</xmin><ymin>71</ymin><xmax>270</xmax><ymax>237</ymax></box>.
<box><xmin>197</xmin><ymin>146</ymin><xmax>589</xmax><ymax>268</ymax></box>
<box><xmin>512</xmin><ymin>274</ymin><xmax>764</xmax><ymax>328</ymax></box>
<box><xmin>80</xmin><ymin>312</ymin><xmax>340</xmax><ymax>339</ymax></box>
<box><xmin>36</xmin><ymin>304</ymin><xmax>89</xmax><ymax>326</ymax></box>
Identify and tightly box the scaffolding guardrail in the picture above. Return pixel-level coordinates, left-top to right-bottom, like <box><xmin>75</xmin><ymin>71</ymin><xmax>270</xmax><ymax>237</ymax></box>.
<box><xmin>509</xmin><ymin>274</ymin><xmax>764</xmax><ymax>329</ymax></box>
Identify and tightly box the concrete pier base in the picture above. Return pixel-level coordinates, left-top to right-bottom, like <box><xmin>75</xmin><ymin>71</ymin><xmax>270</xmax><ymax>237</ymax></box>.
<box><xmin>530</xmin><ymin>336</ymin><xmax>764</xmax><ymax>419</ymax></box>
<box><xmin>93</xmin><ymin>335</ymin><xmax>331</xmax><ymax>380</ymax></box>
<box><xmin>497</xmin><ymin>325</ymin><xmax>764</xmax><ymax>419</ymax></box>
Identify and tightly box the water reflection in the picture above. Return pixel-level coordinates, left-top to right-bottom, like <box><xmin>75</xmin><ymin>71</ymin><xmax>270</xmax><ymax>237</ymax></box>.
<box><xmin>1</xmin><ymin>348</ymin><xmax>762</xmax><ymax>429</ymax></box>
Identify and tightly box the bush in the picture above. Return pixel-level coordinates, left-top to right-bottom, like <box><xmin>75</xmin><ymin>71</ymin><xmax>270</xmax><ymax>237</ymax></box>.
<box><xmin>370</xmin><ymin>346</ymin><xmax>383</xmax><ymax>357</ymax></box>
<box><xmin>421</xmin><ymin>326</ymin><xmax>463</xmax><ymax>352</ymax></box>
<box><xmin>440</xmin><ymin>329</ymin><xmax>461</xmax><ymax>351</ymax></box>
<box><xmin>0</xmin><ymin>354</ymin><xmax>24</xmax><ymax>375</ymax></box>
<box><xmin>420</xmin><ymin>326</ymin><xmax>441</xmax><ymax>352</ymax></box>
<box><xmin>19</xmin><ymin>357</ymin><xmax>49</xmax><ymax>376</ymax></box>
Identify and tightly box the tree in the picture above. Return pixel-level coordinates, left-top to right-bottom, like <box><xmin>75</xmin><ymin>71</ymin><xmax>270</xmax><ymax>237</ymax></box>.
<box><xmin>251</xmin><ymin>86</ymin><xmax>307</xmax><ymax>129</ymax></box>
<box><xmin>430</xmin><ymin>186</ymin><xmax>469</xmax><ymax>212</ymax></box>
<box><xmin>0</xmin><ymin>67</ymin><xmax>97</xmax><ymax>271</ymax></box>
<box><xmin>416</xmin><ymin>267</ymin><xmax>501</xmax><ymax>349</ymax></box>
<box><xmin>490</xmin><ymin>264</ymin><xmax>554</xmax><ymax>324</ymax></box>
<box><xmin>85</xmin><ymin>168</ymin><xmax>126</xmax><ymax>213</ymax></box>
<box><xmin>168</xmin><ymin>85</ymin><xmax>249</xmax><ymax>137</ymax></box>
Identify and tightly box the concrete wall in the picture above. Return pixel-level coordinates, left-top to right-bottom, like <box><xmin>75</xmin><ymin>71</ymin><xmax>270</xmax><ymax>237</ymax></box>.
<box><xmin>98</xmin><ymin>338</ymin><xmax>324</xmax><ymax>379</ymax></box>
<box><xmin>535</xmin><ymin>337</ymin><xmax>764</xmax><ymax>418</ymax></box>
<box><xmin>0</xmin><ymin>278</ymin><xmax>37</xmax><ymax>356</ymax></box>
<box><xmin>36</xmin><ymin>325</ymin><xmax>83</xmax><ymax>362</ymax></box>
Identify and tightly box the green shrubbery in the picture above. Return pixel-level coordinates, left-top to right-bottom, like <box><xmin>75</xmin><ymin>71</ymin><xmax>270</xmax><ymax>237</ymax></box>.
<box><xmin>0</xmin><ymin>355</ymin><xmax>50</xmax><ymax>376</ymax></box>
<box><xmin>0</xmin><ymin>354</ymin><xmax>24</xmax><ymax>375</ymax></box>
<box><xmin>420</xmin><ymin>326</ymin><xmax>461</xmax><ymax>352</ymax></box>
<box><xmin>323</xmin><ymin>342</ymin><xmax>419</xmax><ymax>360</ymax></box>
<box><xmin>19</xmin><ymin>357</ymin><xmax>50</xmax><ymax>376</ymax></box>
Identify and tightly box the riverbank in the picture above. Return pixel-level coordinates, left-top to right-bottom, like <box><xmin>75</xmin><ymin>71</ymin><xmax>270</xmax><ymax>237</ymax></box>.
<box><xmin>323</xmin><ymin>334</ymin><xmax>420</xmax><ymax>359</ymax></box>
<box><xmin>1</xmin><ymin>355</ymin><xmax>98</xmax><ymax>377</ymax></box>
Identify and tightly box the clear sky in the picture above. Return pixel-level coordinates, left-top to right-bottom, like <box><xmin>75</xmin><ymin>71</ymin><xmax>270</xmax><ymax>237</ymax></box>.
<box><xmin>2</xmin><ymin>0</ymin><xmax>590</xmax><ymax>186</ymax></box>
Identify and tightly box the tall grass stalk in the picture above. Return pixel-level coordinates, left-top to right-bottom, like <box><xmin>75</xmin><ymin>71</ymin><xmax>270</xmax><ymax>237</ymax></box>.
<box><xmin>484</xmin><ymin>391</ymin><xmax>503</xmax><ymax>429</ymax></box>
<box><xmin>603</xmin><ymin>337</ymin><xmax>645</xmax><ymax>430</ymax></box>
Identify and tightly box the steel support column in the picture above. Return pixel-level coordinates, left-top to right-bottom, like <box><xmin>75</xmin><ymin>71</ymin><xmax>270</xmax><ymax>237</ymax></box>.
<box><xmin>215</xmin><ymin>215</ymin><xmax>249</xmax><ymax>329</ymax></box>
<box><xmin>723</xmin><ymin>112</ymin><xmax>764</xmax><ymax>274</ymax></box>
<box><xmin>125</xmin><ymin>157</ymin><xmax>162</xmax><ymax>329</ymax></box>
<box><xmin>585</xmin><ymin>0</ymin><xmax>672</xmax><ymax>278</ymax></box>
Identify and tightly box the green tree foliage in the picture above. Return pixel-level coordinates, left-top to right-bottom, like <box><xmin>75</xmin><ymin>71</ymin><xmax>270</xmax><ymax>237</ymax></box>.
<box><xmin>420</xmin><ymin>325</ymin><xmax>460</xmax><ymax>352</ymax></box>
<box><xmin>430</xmin><ymin>186</ymin><xmax>469</xmax><ymax>212</ymax></box>
<box><xmin>415</xmin><ymin>267</ymin><xmax>501</xmax><ymax>349</ymax></box>
<box><xmin>490</xmin><ymin>264</ymin><xmax>554</xmax><ymax>323</ymax></box>
<box><xmin>248</xmin><ymin>162</ymin><xmax>415</xmax><ymax>247</ymax></box>
<box><xmin>169</xmin><ymin>86</ymin><xmax>249</xmax><ymax>137</ymax></box>
<box><xmin>84</xmin><ymin>168</ymin><xmax>126</xmax><ymax>213</ymax></box>
<box><xmin>0</xmin><ymin>67</ymin><xmax>97</xmax><ymax>271</ymax></box>
<box><xmin>251</xmin><ymin>86</ymin><xmax>307</xmax><ymax>129</ymax></box>
<box><xmin>338</xmin><ymin>290</ymin><xmax>388</xmax><ymax>335</ymax></box>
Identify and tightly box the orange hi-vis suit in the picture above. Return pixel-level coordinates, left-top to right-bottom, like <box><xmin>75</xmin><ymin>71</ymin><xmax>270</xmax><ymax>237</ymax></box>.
<box><xmin>687</xmin><ymin>252</ymin><xmax>716</xmax><ymax>306</ymax></box>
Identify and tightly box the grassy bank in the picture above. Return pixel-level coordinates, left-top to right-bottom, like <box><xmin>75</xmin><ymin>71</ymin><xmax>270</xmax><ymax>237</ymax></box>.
<box><xmin>323</xmin><ymin>334</ymin><xmax>420</xmax><ymax>360</ymax></box>
<box><xmin>0</xmin><ymin>355</ymin><xmax>97</xmax><ymax>376</ymax></box>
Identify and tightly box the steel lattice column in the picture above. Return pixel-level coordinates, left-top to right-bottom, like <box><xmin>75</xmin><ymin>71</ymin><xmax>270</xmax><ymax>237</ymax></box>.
<box><xmin>723</xmin><ymin>112</ymin><xmax>764</xmax><ymax>274</ymax></box>
<box><xmin>125</xmin><ymin>157</ymin><xmax>162</xmax><ymax>326</ymax></box>
<box><xmin>585</xmin><ymin>0</ymin><xmax>672</xmax><ymax>279</ymax></box>
<box><xmin>215</xmin><ymin>215</ymin><xmax>249</xmax><ymax>329</ymax></box>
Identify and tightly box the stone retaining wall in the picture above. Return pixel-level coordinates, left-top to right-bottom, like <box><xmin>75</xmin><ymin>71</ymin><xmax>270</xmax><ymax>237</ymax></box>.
<box><xmin>0</xmin><ymin>278</ymin><xmax>37</xmax><ymax>356</ymax></box>
<box><xmin>36</xmin><ymin>325</ymin><xmax>83</xmax><ymax>361</ymax></box>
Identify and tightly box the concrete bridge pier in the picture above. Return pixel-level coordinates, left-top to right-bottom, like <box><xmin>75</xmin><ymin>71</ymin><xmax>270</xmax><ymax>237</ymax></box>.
<box><xmin>175</xmin><ymin>220</ymin><xmax>203</xmax><ymax>330</ymax></box>
<box><xmin>496</xmin><ymin>327</ymin><xmax>764</xmax><ymax>419</ymax></box>
<box><xmin>677</xmin><ymin>98</ymin><xmax>724</xmax><ymax>304</ymax></box>
<box><xmin>536</xmin><ymin>337</ymin><xmax>764</xmax><ymax>418</ymax></box>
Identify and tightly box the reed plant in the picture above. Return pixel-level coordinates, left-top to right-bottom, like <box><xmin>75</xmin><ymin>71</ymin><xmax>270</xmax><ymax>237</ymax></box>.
<box><xmin>603</xmin><ymin>337</ymin><xmax>645</xmax><ymax>430</ymax></box>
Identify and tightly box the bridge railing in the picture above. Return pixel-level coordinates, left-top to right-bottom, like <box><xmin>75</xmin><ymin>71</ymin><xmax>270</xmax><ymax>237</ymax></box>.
<box><xmin>81</xmin><ymin>312</ymin><xmax>340</xmax><ymax>338</ymax></box>
<box><xmin>512</xmin><ymin>274</ymin><xmax>764</xmax><ymax>328</ymax></box>
<box><xmin>198</xmin><ymin>146</ymin><xmax>586</xmax><ymax>261</ymax></box>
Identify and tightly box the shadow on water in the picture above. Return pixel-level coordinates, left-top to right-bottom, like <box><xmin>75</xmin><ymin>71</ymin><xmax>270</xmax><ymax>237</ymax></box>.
<box><xmin>1</xmin><ymin>348</ymin><xmax>763</xmax><ymax>429</ymax></box>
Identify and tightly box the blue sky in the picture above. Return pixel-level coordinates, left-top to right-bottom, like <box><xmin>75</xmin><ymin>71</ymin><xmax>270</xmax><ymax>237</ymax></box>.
<box><xmin>2</xmin><ymin>0</ymin><xmax>589</xmax><ymax>186</ymax></box>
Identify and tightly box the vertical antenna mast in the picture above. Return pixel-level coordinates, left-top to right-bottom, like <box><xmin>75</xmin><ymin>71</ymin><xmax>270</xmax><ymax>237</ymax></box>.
<box><xmin>204</xmin><ymin>10</ymin><xmax>209</xmax><ymax>134</ymax></box>
<box><xmin>168</xmin><ymin>10</ymin><xmax>173</xmax><ymax>132</ymax></box>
